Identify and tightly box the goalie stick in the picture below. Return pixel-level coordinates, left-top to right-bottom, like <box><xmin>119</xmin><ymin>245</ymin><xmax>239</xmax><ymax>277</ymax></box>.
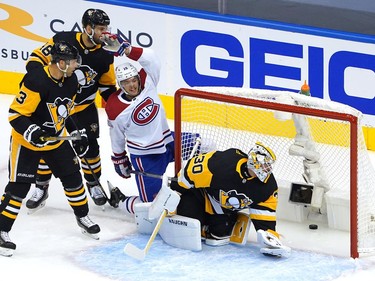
<box><xmin>129</xmin><ymin>169</ymin><xmax>177</xmax><ymax>182</ymax></box>
<box><xmin>124</xmin><ymin>137</ymin><xmax>201</xmax><ymax>260</ymax></box>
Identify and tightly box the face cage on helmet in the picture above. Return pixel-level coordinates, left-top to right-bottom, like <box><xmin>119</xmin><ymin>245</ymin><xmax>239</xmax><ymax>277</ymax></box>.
<box><xmin>248</xmin><ymin>152</ymin><xmax>274</xmax><ymax>182</ymax></box>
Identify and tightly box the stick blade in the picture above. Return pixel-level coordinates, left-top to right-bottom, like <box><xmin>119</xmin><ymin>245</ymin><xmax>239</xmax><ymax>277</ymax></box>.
<box><xmin>124</xmin><ymin>243</ymin><xmax>146</xmax><ymax>261</ymax></box>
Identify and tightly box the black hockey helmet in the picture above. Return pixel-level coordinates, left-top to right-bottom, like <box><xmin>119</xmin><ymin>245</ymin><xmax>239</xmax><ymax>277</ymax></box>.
<box><xmin>82</xmin><ymin>8</ymin><xmax>110</xmax><ymax>27</ymax></box>
<box><xmin>51</xmin><ymin>41</ymin><xmax>81</xmax><ymax>64</ymax></box>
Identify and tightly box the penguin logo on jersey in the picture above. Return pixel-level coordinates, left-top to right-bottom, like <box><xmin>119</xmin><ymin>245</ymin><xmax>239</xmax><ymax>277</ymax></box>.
<box><xmin>132</xmin><ymin>97</ymin><xmax>160</xmax><ymax>126</ymax></box>
<box><xmin>75</xmin><ymin>65</ymin><xmax>97</xmax><ymax>93</ymax></box>
<box><xmin>220</xmin><ymin>189</ymin><xmax>252</xmax><ymax>210</ymax></box>
<box><xmin>44</xmin><ymin>97</ymin><xmax>74</xmax><ymax>132</ymax></box>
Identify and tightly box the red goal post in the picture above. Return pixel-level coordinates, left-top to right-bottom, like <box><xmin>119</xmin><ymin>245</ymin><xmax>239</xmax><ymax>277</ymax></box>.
<box><xmin>173</xmin><ymin>87</ymin><xmax>375</xmax><ymax>258</ymax></box>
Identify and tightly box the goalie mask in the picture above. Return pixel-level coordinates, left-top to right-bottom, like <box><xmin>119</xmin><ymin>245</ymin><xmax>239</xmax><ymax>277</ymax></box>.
<box><xmin>115</xmin><ymin>63</ymin><xmax>140</xmax><ymax>96</ymax></box>
<box><xmin>247</xmin><ymin>142</ymin><xmax>276</xmax><ymax>182</ymax></box>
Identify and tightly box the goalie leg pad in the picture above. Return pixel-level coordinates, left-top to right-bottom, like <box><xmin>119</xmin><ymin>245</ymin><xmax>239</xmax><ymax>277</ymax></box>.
<box><xmin>257</xmin><ymin>229</ymin><xmax>291</xmax><ymax>258</ymax></box>
<box><xmin>148</xmin><ymin>175</ymin><xmax>180</xmax><ymax>220</ymax></box>
<box><xmin>159</xmin><ymin>215</ymin><xmax>202</xmax><ymax>251</ymax></box>
<box><xmin>230</xmin><ymin>212</ymin><xmax>251</xmax><ymax>245</ymax></box>
<box><xmin>134</xmin><ymin>202</ymin><xmax>157</xmax><ymax>234</ymax></box>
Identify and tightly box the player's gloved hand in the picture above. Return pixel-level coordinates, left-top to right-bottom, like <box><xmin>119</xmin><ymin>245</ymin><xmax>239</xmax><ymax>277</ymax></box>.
<box><xmin>24</xmin><ymin>124</ymin><xmax>51</xmax><ymax>148</ymax></box>
<box><xmin>111</xmin><ymin>152</ymin><xmax>132</xmax><ymax>178</ymax></box>
<box><xmin>101</xmin><ymin>32</ymin><xmax>130</xmax><ymax>57</ymax></box>
<box><xmin>257</xmin><ymin>229</ymin><xmax>291</xmax><ymax>258</ymax></box>
<box><xmin>71</xmin><ymin>129</ymin><xmax>89</xmax><ymax>157</ymax></box>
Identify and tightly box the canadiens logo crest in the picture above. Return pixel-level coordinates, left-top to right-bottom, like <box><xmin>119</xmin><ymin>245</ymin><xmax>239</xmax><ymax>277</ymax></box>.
<box><xmin>132</xmin><ymin>97</ymin><xmax>160</xmax><ymax>125</ymax></box>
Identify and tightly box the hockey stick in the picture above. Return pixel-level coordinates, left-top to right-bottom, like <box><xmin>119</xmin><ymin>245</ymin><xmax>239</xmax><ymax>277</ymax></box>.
<box><xmin>66</xmin><ymin>115</ymin><xmax>109</xmax><ymax>205</ymax></box>
<box><xmin>129</xmin><ymin>169</ymin><xmax>177</xmax><ymax>182</ymax></box>
<box><xmin>40</xmin><ymin>135</ymin><xmax>82</xmax><ymax>141</ymax></box>
<box><xmin>124</xmin><ymin>137</ymin><xmax>201</xmax><ymax>260</ymax></box>
<box><xmin>124</xmin><ymin>209</ymin><xmax>167</xmax><ymax>260</ymax></box>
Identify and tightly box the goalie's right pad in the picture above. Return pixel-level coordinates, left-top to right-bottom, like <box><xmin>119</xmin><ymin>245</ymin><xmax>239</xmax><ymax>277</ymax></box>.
<box><xmin>230</xmin><ymin>212</ymin><xmax>251</xmax><ymax>245</ymax></box>
<box><xmin>257</xmin><ymin>229</ymin><xmax>291</xmax><ymax>258</ymax></box>
<box><xmin>148</xmin><ymin>175</ymin><xmax>180</xmax><ymax>220</ymax></box>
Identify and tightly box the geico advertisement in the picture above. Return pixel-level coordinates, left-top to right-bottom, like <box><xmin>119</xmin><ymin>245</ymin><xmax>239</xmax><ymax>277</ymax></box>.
<box><xmin>1</xmin><ymin>1</ymin><xmax>375</xmax><ymax>126</ymax></box>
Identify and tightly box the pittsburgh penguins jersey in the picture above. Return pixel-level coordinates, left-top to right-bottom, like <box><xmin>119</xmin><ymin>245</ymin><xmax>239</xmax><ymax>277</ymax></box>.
<box><xmin>176</xmin><ymin>148</ymin><xmax>278</xmax><ymax>217</ymax></box>
<box><xmin>26</xmin><ymin>31</ymin><xmax>116</xmax><ymax>112</ymax></box>
<box><xmin>8</xmin><ymin>65</ymin><xmax>78</xmax><ymax>151</ymax></box>
<box><xmin>105</xmin><ymin>47</ymin><xmax>173</xmax><ymax>156</ymax></box>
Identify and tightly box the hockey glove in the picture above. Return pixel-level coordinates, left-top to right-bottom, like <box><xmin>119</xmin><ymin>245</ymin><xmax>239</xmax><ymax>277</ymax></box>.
<box><xmin>24</xmin><ymin>124</ymin><xmax>51</xmax><ymax>148</ymax></box>
<box><xmin>101</xmin><ymin>32</ymin><xmax>130</xmax><ymax>57</ymax></box>
<box><xmin>257</xmin><ymin>229</ymin><xmax>291</xmax><ymax>258</ymax></box>
<box><xmin>71</xmin><ymin>129</ymin><xmax>89</xmax><ymax>157</ymax></box>
<box><xmin>111</xmin><ymin>152</ymin><xmax>132</xmax><ymax>178</ymax></box>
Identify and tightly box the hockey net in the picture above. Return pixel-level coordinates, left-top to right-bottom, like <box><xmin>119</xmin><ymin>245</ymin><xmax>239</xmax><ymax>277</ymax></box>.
<box><xmin>173</xmin><ymin>87</ymin><xmax>375</xmax><ymax>258</ymax></box>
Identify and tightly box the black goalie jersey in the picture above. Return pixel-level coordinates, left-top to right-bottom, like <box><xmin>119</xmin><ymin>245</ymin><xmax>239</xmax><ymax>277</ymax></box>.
<box><xmin>174</xmin><ymin>148</ymin><xmax>278</xmax><ymax>230</ymax></box>
<box><xmin>26</xmin><ymin>32</ymin><xmax>116</xmax><ymax>112</ymax></box>
<box><xmin>9</xmin><ymin>66</ymin><xmax>78</xmax><ymax>151</ymax></box>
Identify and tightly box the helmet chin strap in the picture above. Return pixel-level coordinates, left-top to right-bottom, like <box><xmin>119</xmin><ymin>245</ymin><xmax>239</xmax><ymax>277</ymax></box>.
<box><xmin>83</xmin><ymin>27</ymin><xmax>98</xmax><ymax>46</ymax></box>
<box><xmin>57</xmin><ymin>62</ymin><xmax>69</xmax><ymax>77</ymax></box>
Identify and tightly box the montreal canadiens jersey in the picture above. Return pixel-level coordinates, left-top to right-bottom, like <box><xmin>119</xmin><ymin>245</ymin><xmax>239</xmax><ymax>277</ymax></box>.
<box><xmin>26</xmin><ymin>32</ymin><xmax>116</xmax><ymax>112</ymax></box>
<box><xmin>105</xmin><ymin>47</ymin><xmax>173</xmax><ymax>156</ymax></box>
<box><xmin>177</xmin><ymin>148</ymin><xmax>278</xmax><ymax>216</ymax></box>
<box><xmin>8</xmin><ymin>66</ymin><xmax>78</xmax><ymax>151</ymax></box>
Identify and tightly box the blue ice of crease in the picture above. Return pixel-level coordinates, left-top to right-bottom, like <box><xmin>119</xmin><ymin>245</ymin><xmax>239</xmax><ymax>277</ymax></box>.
<box><xmin>74</xmin><ymin>233</ymin><xmax>360</xmax><ymax>281</ymax></box>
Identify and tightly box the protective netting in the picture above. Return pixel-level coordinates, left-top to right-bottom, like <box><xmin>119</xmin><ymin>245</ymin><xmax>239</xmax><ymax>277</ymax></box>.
<box><xmin>175</xmin><ymin>87</ymin><xmax>375</xmax><ymax>256</ymax></box>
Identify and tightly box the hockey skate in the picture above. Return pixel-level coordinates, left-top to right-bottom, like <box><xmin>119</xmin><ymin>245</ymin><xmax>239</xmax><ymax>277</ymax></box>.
<box><xmin>76</xmin><ymin>215</ymin><xmax>100</xmax><ymax>240</ymax></box>
<box><xmin>0</xmin><ymin>231</ymin><xmax>16</xmax><ymax>257</ymax></box>
<box><xmin>87</xmin><ymin>182</ymin><xmax>108</xmax><ymax>206</ymax></box>
<box><xmin>107</xmin><ymin>181</ymin><xmax>126</xmax><ymax>208</ymax></box>
<box><xmin>26</xmin><ymin>184</ymin><xmax>49</xmax><ymax>214</ymax></box>
<box><xmin>201</xmin><ymin>226</ymin><xmax>230</xmax><ymax>246</ymax></box>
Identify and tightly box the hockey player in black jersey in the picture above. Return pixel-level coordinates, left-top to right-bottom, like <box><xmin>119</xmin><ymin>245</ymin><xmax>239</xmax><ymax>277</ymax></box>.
<box><xmin>25</xmin><ymin>8</ymin><xmax>117</xmax><ymax>209</ymax></box>
<box><xmin>0</xmin><ymin>41</ymin><xmax>100</xmax><ymax>257</ymax></box>
<box><xmin>170</xmin><ymin>142</ymin><xmax>291</xmax><ymax>257</ymax></box>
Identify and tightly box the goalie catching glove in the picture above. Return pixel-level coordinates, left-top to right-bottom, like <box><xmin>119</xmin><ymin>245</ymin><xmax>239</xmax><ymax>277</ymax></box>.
<box><xmin>257</xmin><ymin>229</ymin><xmax>291</xmax><ymax>258</ymax></box>
<box><xmin>101</xmin><ymin>32</ymin><xmax>130</xmax><ymax>57</ymax></box>
<box><xmin>71</xmin><ymin>129</ymin><xmax>89</xmax><ymax>157</ymax></box>
<box><xmin>111</xmin><ymin>152</ymin><xmax>132</xmax><ymax>178</ymax></box>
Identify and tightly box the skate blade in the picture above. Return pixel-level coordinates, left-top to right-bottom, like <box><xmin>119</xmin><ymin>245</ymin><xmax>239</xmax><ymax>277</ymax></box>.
<box><xmin>27</xmin><ymin>201</ymin><xmax>46</xmax><ymax>215</ymax></box>
<box><xmin>0</xmin><ymin>247</ymin><xmax>14</xmax><ymax>257</ymax></box>
<box><xmin>80</xmin><ymin>228</ymin><xmax>100</xmax><ymax>240</ymax></box>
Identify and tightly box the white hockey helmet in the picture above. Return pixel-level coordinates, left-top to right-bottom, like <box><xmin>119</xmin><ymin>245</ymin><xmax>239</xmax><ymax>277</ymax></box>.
<box><xmin>247</xmin><ymin>142</ymin><xmax>276</xmax><ymax>182</ymax></box>
<box><xmin>115</xmin><ymin>62</ymin><xmax>140</xmax><ymax>93</ymax></box>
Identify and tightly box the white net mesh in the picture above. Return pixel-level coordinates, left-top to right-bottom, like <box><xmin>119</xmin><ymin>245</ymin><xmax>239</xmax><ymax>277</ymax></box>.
<box><xmin>175</xmin><ymin>86</ymin><xmax>375</xmax><ymax>255</ymax></box>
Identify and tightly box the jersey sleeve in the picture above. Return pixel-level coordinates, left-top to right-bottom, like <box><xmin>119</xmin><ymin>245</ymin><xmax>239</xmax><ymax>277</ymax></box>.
<box><xmin>128</xmin><ymin>47</ymin><xmax>161</xmax><ymax>86</ymax></box>
<box><xmin>98</xmin><ymin>57</ymin><xmax>117</xmax><ymax>101</ymax></box>
<box><xmin>107</xmin><ymin>117</ymin><xmax>127</xmax><ymax>156</ymax></box>
<box><xmin>9</xmin><ymin>79</ymin><xmax>42</xmax><ymax>136</ymax></box>
<box><xmin>175</xmin><ymin>152</ymin><xmax>216</xmax><ymax>190</ymax></box>
<box><xmin>249</xmin><ymin>184</ymin><xmax>278</xmax><ymax>232</ymax></box>
<box><xmin>26</xmin><ymin>37</ymin><xmax>55</xmax><ymax>71</ymax></box>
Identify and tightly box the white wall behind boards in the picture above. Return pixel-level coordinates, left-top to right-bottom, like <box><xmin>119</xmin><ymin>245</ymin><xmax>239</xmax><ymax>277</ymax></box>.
<box><xmin>1</xmin><ymin>0</ymin><xmax>375</xmax><ymax>126</ymax></box>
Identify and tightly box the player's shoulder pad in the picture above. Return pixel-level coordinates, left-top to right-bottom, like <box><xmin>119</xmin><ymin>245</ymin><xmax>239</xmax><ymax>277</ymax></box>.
<box><xmin>105</xmin><ymin>89</ymin><xmax>128</xmax><ymax>120</ymax></box>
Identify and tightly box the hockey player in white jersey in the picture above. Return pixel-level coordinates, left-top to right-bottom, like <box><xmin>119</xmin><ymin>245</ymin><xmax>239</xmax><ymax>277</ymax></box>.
<box><xmin>104</xmin><ymin>40</ymin><xmax>198</xmax><ymax>214</ymax></box>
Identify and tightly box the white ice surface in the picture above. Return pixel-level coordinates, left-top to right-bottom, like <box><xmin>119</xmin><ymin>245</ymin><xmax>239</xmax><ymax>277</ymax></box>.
<box><xmin>0</xmin><ymin>93</ymin><xmax>375</xmax><ymax>280</ymax></box>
